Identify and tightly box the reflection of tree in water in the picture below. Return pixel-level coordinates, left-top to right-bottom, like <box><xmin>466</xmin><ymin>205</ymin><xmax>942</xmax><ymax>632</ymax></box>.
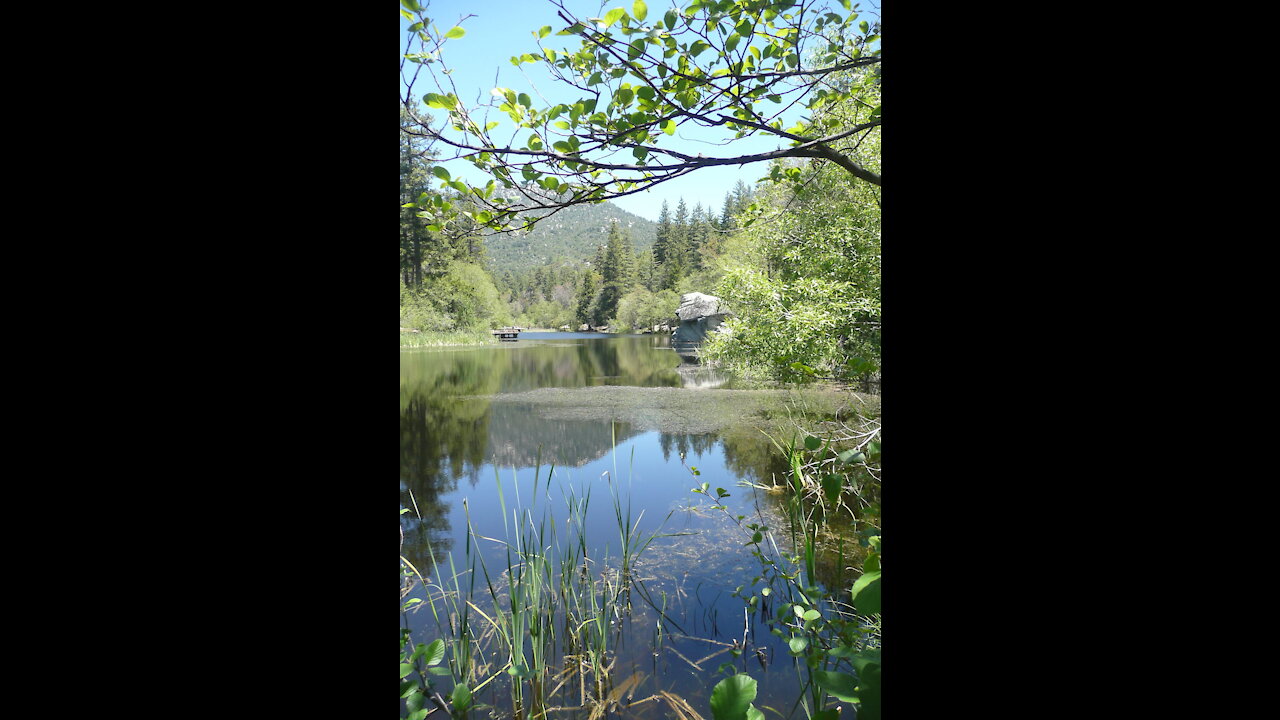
<box><xmin>400</xmin><ymin>350</ymin><xmax>508</xmax><ymax>565</ymax></box>
<box><xmin>718</xmin><ymin>417</ymin><xmax>872</xmax><ymax>595</ymax></box>
<box><xmin>485</xmin><ymin>407</ymin><xmax>642</xmax><ymax>471</ymax></box>
<box><xmin>400</xmin><ymin>337</ymin><xmax>680</xmax><ymax>565</ymax></box>
<box><xmin>719</xmin><ymin>424</ymin><xmax>791</xmax><ymax>487</ymax></box>
<box><xmin>657</xmin><ymin>432</ymin><xmax>721</xmax><ymax>463</ymax></box>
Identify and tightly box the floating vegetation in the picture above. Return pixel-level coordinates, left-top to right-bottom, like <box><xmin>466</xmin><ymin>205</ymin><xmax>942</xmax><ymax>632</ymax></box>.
<box><xmin>473</xmin><ymin>386</ymin><xmax>877</xmax><ymax>436</ymax></box>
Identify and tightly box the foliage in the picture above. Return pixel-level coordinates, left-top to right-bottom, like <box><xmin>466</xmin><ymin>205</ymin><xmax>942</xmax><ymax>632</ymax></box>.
<box><xmin>400</xmin><ymin>0</ymin><xmax>881</xmax><ymax>235</ymax></box>
<box><xmin>690</xmin><ymin>426</ymin><xmax>881</xmax><ymax>720</ymax></box>
<box><xmin>700</xmin><ymin>93</ymin><xmax>880</xmax><ymax>382</ymax></box>
<box><xmin>710</xmin><ymin>673</ymin><xmax>763</xmax><ymax>720</ymax></box>
<box><xmin>399</xmin><ymin>264</ymin><xmax>511</xmax><ymax>333</ymax></box>
<box><xmin>614</xmin><ymin>286</ymin><xmax>680</xmax><ymax>332</ymax></box>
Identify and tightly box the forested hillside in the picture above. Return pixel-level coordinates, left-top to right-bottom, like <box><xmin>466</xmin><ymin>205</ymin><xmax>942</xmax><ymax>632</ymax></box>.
<box><xmin>482</xmin><ymin>197</ymin><xmax>656</xmax><ymax>273</ymax></box>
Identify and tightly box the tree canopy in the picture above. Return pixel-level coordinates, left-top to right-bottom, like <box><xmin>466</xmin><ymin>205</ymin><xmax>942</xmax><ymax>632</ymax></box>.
<box><xmin>400</xmin><ymin>0</ymin><xmax>880</xmax><ymax>233</ymax></box>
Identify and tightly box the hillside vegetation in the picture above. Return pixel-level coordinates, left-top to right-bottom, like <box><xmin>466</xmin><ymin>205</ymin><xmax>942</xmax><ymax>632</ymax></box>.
<box><xmin>482</xmin><ymin>196</ymin><xmax>656</xmax><ymax>273</ymax></box>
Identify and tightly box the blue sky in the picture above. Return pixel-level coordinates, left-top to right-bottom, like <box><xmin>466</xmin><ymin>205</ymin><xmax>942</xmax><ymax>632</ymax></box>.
<box><xmin>400</xmin><ymin>0</ymin><xmax>827</xmax><ymax>221</ymax></box>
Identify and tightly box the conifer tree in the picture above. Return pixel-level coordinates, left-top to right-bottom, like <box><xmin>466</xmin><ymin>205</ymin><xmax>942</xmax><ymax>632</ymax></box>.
<box><xmin>660</xmin><ymin>199</ymin><xmax>691</xmax><ymax>290</ymax></box>
<box><xmin>653</xmin><ymin>200</ymin><xmax>672</xmax><ymax>267</ymax></box>
<box><xmin>597</xmin><ymin>221</ymin><xmax>635</xmax><ymax>322</ymax></box>
<box><xmin>575</xmin><ymin>270</ymin><xmax>599</xmax><ymax>326</ymax></box>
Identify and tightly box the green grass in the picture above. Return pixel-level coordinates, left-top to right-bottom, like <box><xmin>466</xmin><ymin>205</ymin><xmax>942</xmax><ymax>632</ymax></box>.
<box><xmin>399</xmin><ymin>330</ymin><xmax>498</xmax><ymax>348</ymax></box>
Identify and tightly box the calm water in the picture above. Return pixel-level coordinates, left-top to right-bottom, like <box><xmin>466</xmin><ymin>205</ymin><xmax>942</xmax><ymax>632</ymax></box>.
<box><xmin>400</xmin><ymin>333</ymin><xmax>850</xmax><ymax>717</ymax></box>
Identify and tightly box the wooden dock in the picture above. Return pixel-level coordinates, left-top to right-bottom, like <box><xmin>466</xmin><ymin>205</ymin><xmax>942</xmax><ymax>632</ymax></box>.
<box><xmin>492</xmin><ymin>326</ymin><xmax>523</xmax><ymax>341</ymax></box>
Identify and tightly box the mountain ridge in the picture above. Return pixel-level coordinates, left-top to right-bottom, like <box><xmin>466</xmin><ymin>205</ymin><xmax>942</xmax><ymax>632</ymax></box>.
<box><xmin>481</xmin><ymin>198</ymin><xmax>656</xmax><ymax>272</ymax></box>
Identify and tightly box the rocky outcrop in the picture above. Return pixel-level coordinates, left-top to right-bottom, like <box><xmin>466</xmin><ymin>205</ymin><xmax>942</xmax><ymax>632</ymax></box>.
<box><xmin>671</xmin><ymin>292</ymin><xmax>731</xmax><ymax>363</ymax></box>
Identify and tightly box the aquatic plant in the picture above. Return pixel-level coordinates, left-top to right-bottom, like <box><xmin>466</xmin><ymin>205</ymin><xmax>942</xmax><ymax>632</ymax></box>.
<box><xmin>400</xmin><ymin>447</ymin><xmax>684</xmax><ymax>719</ymax></box>
<box><xmin>689</xmin><ymin>429</ymin><xmax>882</xmax><ymax>720</ymax></box>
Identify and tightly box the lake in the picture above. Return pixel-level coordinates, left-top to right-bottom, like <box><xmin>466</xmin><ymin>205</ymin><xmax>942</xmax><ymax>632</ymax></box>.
<box><xmin>400</xmin><ymin>332</ymin><xmax>875</xmax><ymax>718</ymax></box>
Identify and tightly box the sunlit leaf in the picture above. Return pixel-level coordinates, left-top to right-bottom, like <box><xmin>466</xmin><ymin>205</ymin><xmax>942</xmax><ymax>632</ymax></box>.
<box><xmin>851</xmin><ymin>570</ymin><xmax>881</xmax><ymax>614</ymax></box>
<box><xmin>710</xmin><ymin>674</ymin><xmax>758</xmax><ymax>720</ymax></box>
<box><xmin>604</xmin><ymin>7</ymin><xmax>627</xmax><ymax>27</ymax></box>
<box><xmin>423</xmin><ymin>639</ymin><xmax>446</xmax><ymax>666</ymax></box>
<box><xmin>445</xmin><ymin>26</ymin><xmax>466</xmax><ymax>39</ymax></box>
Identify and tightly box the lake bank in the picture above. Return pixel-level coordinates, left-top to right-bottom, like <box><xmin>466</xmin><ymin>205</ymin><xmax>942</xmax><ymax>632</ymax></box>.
<box><xmin>398</xmin><ymin>329</ymin><xmax>498</xmax><ymax>348</ymax></box>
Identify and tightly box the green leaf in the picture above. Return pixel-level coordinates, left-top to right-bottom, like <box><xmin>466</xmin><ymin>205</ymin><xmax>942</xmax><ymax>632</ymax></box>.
<box><xmin>423</xmin><ymin>638</ymin><xmax>446</xmax><ymax>666</ymax></box>
<box><xmin>604</xmin><ymin>7</ymin><xmax>627</xmax><ymax>27</ymax></box>
<box><xmin>746</xmin><ymin>705</ymin><xmax>765</xmax><ymax>720</ymax></box>
<box><xmin>851</xmin><ymin>570</ymin><xmax>881</xmax><ymax>614</ymax></box>
<box><xmin>399</xmin><ymin>662</ymin><xmax>414</xmax><ymax>679</ymax></box>
<box><xmin>813</xmin><ymin>670</ymin><xmax>860</xmax><ymax>703</ymax></box>
<box><xmin>445</xmin><ymin>26</ymin><xmax>466</xmax><ymax>39</ymax></box>
<box><xmin>662</xmin><ymin>119</ymin><xmax>677</xmax><ymax>135</ymax></box>
<box><xmin>709</xmin><ymin>674</ymin><xmax>758</xmax><ymax>720</ymax></box>
<box><xmin>405</xmin><ymin>688</ymin><xmax>425</xmax><ymax>712</ymax></box>
<box><xmin>804</xmin><ymin>436</ymin><xmax>821</xmax><ymax>451</ymax></box>
<box><xmin>788</xmin><ymin>636</ymin><xmax>808</xmax><ymax>655</ymax></box>
<box><xmin>450</xmin><ymin>684</ymin><xmax>472</xmax><ymax>711</ymax></box>
<box><xmin>821</xmin><ymin>474</ymin><xmax>842</xmax><ymax>505</ymax></box>
<box><xmin>855</xmin><ymin>664</ymin><xmax>881</xmax><ymax>720</ymax></box>
<box><xmin>633</xmin><ymin>0</ymin><xmax>648</xmax><ymax>22</ymax></box>
<box><xmin>538</xmin><ymin>25</ymin><xmax>552</xmax><ymax>38</ymax></box>
<box><xmin>432</xmin><ymin>166</ymin><xmax>451</xmax><ymax>181</ymax></box>
<box><xmin>664</xmin><ymin>9</ymin><xmax>678</xmax><ymax>29</ymax></box>
<box><xmin>837</xmin><ymin>449</ymin><xmax>866</xmax><ymax>465</ymax></box>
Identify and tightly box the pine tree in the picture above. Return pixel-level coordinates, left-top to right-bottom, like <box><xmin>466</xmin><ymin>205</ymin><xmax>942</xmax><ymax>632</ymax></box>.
<box><xmin>660</xmin><ymin>199</ymin><xmax>691</xmax><ymax>290</ymax></box>
<box><xmin>652</xmin><ymin>200</ymin><xmax>672</xmax><ymax>266</ymax></box>
<box><xmin>689</xmin><ymin>203</ymin><xmax>708</xmax><ymax>272</ymax></box>
<box><xmin>597</xmin><ymin>221</ymin><xmax>635</xmax><ymax>322</ymax></box>
<box><xmin>575</xmin><ymin>270</ymin><xmax>599</xmax><ymax>326</ymax></box>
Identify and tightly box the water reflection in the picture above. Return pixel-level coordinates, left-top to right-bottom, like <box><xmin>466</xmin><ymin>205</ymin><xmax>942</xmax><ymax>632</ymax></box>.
<box><xmin>399</xmin><ymin>335</ymin><xmax>682</xmax><ymax>564</ymax></box>
<box><xmin>399</xmin><ymin>334</ymin><xmax>863</xmax><ymax>716</ymax></box>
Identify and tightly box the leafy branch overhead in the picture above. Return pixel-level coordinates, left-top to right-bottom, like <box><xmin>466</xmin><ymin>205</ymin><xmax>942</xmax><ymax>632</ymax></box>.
<box><xmin>400</xmin><ymin>0</ymin><xmax>880</xmax><ymax>232</ymax></box>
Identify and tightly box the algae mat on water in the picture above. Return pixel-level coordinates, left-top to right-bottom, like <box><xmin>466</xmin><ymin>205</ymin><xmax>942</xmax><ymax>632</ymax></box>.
<box><xmin>471</xmin><ymin>386</ymin><xmax>878</xmax><ymax>436</ymax></box>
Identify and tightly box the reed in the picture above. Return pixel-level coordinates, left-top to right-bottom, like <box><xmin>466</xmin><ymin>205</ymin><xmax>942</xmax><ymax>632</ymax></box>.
<box><xmin>404</xmin><ymin>444</ymin><xmax>676</xmax><ymax>719</ymax></box>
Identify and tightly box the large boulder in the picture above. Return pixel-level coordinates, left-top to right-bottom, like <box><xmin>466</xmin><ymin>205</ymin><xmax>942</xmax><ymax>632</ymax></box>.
<box><xmin>671</xmin><ymin>292</ymin><xmax>731</xmax><ymax>363</ymax></box>
<box><xmin>675</xmin><ymin>292</ymin><xmax>727</xmax><ymax>322</ymax></box>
